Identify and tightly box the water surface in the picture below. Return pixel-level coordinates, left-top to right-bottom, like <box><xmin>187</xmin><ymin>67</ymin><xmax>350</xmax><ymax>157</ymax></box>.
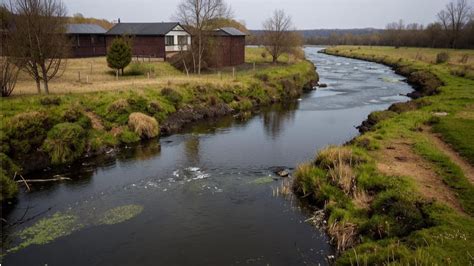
<box><xmin>2</xmin><ymin>47</ymin><xmax>413</xmax><ymax>265</ymax></box>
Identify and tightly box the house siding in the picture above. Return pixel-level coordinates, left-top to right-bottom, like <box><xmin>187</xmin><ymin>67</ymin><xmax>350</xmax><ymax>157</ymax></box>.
<box><xmin>107</xmin><ymin>35</ymin><xmax>165</xmax><ymax>58</ymax></box>
<box><xmin>207</xmin><ymin>36</ymin><xmax>245</xmax><ymax>68</ymax></box>
<box><xmin>68</xmin><ymin>34</ymin><xmax>107</xmax><ymax>58</ymax></box>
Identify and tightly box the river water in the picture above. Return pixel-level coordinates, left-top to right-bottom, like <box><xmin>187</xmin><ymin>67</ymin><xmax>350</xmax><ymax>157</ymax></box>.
<box><xmin>2</xmin><ymin>47</ymin><xmax>413</xmax><ymax>265</ymax></box>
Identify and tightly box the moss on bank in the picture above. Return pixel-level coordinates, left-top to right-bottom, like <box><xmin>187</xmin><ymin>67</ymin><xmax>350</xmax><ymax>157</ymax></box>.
<box><xmin>0</xmin><ymin>56</ymin><xmax>317</xmax><ymax>201</ymax></box>
<box><xmin>293</xmin><ymin>46</ymin><xmax>474</xmax><ymax>264</ymax></box>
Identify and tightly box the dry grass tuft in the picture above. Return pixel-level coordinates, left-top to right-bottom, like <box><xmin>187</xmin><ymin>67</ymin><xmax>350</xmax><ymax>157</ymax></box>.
<box><xmin>128</xmin><ymin>112</ymin><xmax>159</xmax><ymax>139</ymax></box>
<box><xmin>352</xmin><ymin>189</ymin><xmax>372</xmax><ymax>209</ymax></box>
<box><xmin>328</xmin><ymin>221</ymin><xmax>358</xmax><ymax>252</ymax></box>
<box><xmin>328</xmin><ymin>161</ymin><xmax>356</xmax><ymax>196</ymax></box>
<box><xmin>316</xmin><ymin>146</ymin><xmax>359</xmax><ymax>169</ymax></box>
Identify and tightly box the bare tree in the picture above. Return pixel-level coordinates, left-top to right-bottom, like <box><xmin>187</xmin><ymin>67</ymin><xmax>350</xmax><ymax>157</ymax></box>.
<box><xmin>7</xmin><ymin>0</ymin><xmax>69</xmax><ymax>94</ymax></box>
<box><xmin>1</xmin><ymin>58</ymin><xmax>21</xmax><ymax>97</ymax></box>
<box><xmin>438</xmin><ymin>0</ymin><xmax>472</xmax><ymax>48</ymax></box>
<box><xmin>262</xmin><ymin>10</ymin><xmax>300</xmax><ymax>63</ymax></box>
<box><xmin>175</xmin><ymin>0</ymin><xmax>232</xmax><ymax>74</ymax></box>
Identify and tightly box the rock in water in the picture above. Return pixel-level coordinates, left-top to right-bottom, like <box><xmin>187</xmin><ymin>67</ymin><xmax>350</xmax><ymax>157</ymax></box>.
<box><xmin>277</xmin><ymin>170</ymin><xmax>290</xmax><ymax>177</ymax></box>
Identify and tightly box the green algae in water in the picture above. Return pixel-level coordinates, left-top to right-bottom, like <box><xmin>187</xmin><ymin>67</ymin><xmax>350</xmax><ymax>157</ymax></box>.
<box><xmin>249</xmin><ymin>176</ymin><xmax>275</xmax><ymax>185</ymax></box>
<box><xmin>98</xmin><ymin>204</ymin><xmax>144</xmax><ymax>225</ymax></box>
<box><xmin>6</xmin><ymin>204</ymin><xmax>144</xmax><ymax>254</ymax></box>
<box><xmin>8</xmin><ymin>212</ymin><xmax>82</xmax><ymax>253</ymax></box>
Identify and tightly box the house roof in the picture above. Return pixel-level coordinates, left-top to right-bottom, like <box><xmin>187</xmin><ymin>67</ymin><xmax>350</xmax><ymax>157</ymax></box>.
<box><xmin>215</xmin><ymin>27</ymin><xmax>246</xmax><ymax>36</ymax></box>
<box><xmin>106</xmin><ymin>22</ymin><xmax>185</xmax><ymax>36</ymax></box>
<box><xmin>67</xmin><ymin>24</ymin><xmax>107</xmax><ymax>34</ymax></box>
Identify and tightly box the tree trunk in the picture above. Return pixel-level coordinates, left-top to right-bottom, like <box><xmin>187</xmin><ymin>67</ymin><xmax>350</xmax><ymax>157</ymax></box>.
<box><xmin>35</xmin><ymin>79</ymin><xmax>41</xmax><ymax>94</ymax></box>
<box><xmin>198</xmin><ymin>40</ymin><xmax>202</xmax><ymax>75</ymax></box>
<box><xmin>41</xmin><ymin>63</ymin><xmax>49</xmax><ymax>94</ymax></box>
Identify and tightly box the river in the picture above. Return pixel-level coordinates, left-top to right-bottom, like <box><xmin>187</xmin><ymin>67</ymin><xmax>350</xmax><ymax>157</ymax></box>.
<box><xmin>1</xmin><ymin>47</ymin><xmax>413</xmax><ymax>265</ymax></box>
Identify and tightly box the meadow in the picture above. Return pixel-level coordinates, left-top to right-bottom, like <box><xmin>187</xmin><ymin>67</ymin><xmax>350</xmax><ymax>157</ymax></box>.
<box><xmin>13</xmin><ymin>47</ymin><xmax>301</xmax><ymax>95</ymax></box>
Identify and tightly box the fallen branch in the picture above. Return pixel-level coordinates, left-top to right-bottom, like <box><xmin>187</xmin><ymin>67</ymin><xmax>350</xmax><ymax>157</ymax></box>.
<box><xmin>16</xmin><ymin>177</ymin><xmax>72</xmax><ymax>183</ymax></box>
<box><xmin>13</xmin><ymin>172</ymin><xmax>31</xmax><ymax>192</ymax></box>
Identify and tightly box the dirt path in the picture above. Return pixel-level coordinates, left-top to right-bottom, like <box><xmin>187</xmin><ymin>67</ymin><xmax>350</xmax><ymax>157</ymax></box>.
<box><xmin>425</xmin><ymin>129</ymin><xmax>474</xmax><ymax>185</ymax></box>
<box><xmin>376</xmin><ymin>140</ymin><xmax>465</xmax><ymax>214</ymax></box>
<box><xmin>84</xmin><ymin>111</ymin><xmax>104</xmax><ymax>131</ymax></box>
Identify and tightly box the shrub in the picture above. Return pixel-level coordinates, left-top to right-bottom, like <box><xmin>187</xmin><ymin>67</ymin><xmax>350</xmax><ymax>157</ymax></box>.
<box><xmin>107</xmin><ymin>37</ymin><xmax>132</xmax><ymax>75</ymax></box>
<box><xmin>125</xmin><ymin>62</ymin><xmax>155</xmax><ymax>76</ymax></box>
<box><xmin>62</xmin><ymin>108</ymin><xmax>92</xmax><ymax>129</ymax></box>
<box><xmin>371</xmin><ymin>190</ymin><xmax>433</xmax><ymax>237</ymax></box>
<box><xmin>118</xmin><ymin>129</ymin><xmax>140</xmax><ymax>144</ymax></box>
<box><xmin>0</xmin><ymin>153</ymin><xmax>20</xmax><ymax>201</ymax></box>
<box><xmin>128</xmin><ymin>112</ymin><xmax>159</xmax><ymax>139</ymax></box>
<box><xmin>1</xmin><ymin>169</ymin><xmax>18</xmax><ymax>201</ymax></box>
<box><xmin>107</xmin><ymin>99</ymin><xmax>130</xmax><ymax>114</ymax></box>
<box><xmin>6</xmin><ymin>112</ymin><xmax>50</xmax><ymax>156</ymax></box>
<box><xmin>88</xmin><ymin>130</ymin><xmax>117</xmax><ymax>153</ymax></box>
<box><xmin>126</xmin><ymin>96</ymin><xmax>148</xmax><ymax>111</ymax></box>
<box><xmin>436</xmin><ymin>52</ymin><xmax>449</xmax><ymax>64</ymax></box>
<box><xmin>147</xmin><ymin>101</ymin><xmax>162</xmax><ymax>114</ymax></box>
<box><xmin>40</xmin><ymin>96</ymin><xmax>61</xmax><ymax>106</ymax></box>
<box><xmin>42</xmin><ymin>123</ymin><xmax>86</xmax><ymax>164</ymax></box>
<box><xmin>229</xmin><ymin>99</ymin><xmax>253</xmax><ymax>111</ymax></box>
<box><xmin>219</xmin><ymin>91</ymin><xmax>234</xmax><ymax>103</ymax></box>
<box><xmin>160</xmin><ymin>88</ymin><xmax>183</xmax><ymax>106</ymax></box>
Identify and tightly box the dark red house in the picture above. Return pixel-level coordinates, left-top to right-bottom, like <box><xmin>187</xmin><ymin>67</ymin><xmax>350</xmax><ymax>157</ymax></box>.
<box><xmin>207</xmin><ymin>27</ymin><xmax>246</xmax><ymax>68</ymax></box>
<box><xmin>67</xmin><ymin>24</ymin><xmax>107</xmax><ymax>58</ymax></box>
<box><xmin>105</xmin><ymin>22</ymin><xmax>191</xmax><ymax>59</ymax></box>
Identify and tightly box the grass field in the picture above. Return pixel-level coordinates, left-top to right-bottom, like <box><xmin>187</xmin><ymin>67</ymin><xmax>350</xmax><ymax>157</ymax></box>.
<box><xmin>13</xmin><ymin>47</ymin><xmax>302</xmax><ymax>95</ymax></box>
<box><xmin>294</xmin><ymin>46</ymin><xmax>474</xmax><ymax>264</ymax></box>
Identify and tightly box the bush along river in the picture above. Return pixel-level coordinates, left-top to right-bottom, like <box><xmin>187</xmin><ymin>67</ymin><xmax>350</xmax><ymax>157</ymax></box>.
<box><xmin>1</xmin><ymin>47</ymin><xmax>413</xmax><ymax>265</ymax></box>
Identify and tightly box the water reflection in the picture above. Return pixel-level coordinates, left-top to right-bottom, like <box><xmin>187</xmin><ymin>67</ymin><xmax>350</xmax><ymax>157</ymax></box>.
<box><xmin>262</xmin><ymin>102</ymin><xmax>299</xmax><ymax>139</ymax></box>
<box><xmin>184</xmin><ymin>135</ymin><xmax>200</xmax><ymax>164</ymax></box>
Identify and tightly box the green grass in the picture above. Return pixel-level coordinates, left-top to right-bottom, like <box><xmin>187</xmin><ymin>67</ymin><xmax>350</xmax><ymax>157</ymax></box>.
<box><xmin>294</xmin><ymin>46</ymin><xmax>474</xmax><ymax>264</ymax></box>
<box><xmin>434</xmin><ymin>117</ymin><xmax>474</xmax><ymax>165</ymax></box>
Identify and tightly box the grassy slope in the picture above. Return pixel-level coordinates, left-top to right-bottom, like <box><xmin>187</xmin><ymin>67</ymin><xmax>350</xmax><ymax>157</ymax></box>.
<box><xmin>294</xmin><ymin>46</ymin><xmax>474</xmax><ymax>264</ymax></box>
<box><xmin>0</xmin><ymin>47</ymin><xmax>317</xmax><ymax>201</ymax></box>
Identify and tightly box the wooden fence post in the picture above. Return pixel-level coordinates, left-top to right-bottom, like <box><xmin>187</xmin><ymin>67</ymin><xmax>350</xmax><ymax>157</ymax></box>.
<box><xmin>78</xmin><ymin>71</ymin><xmax>81</xmax><ymax>82</ymax></box>
<box><xmin>233</xmin><ymin>67</ymin><xmax>235</xmax><ymax>79</ymax></box>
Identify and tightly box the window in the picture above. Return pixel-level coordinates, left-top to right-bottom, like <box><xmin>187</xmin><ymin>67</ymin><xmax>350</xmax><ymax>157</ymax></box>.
<box><xmin>165</xmin><ymin>36</ymin><xmax>175</xmax><ymax>46</ymax></box>
<box><xmin>178</xmin><ymin>36</ymin><xmax>188</xmax><ymax>45</ymax></box>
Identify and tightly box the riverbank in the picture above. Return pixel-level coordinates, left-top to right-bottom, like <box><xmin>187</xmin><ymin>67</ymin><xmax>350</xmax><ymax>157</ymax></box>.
<box><xmin>294</xmin><ymin>46</ymin><xmax>474</xmax><ymax>264</ymax></box>
<box><xmin>0</xmin><ymin>48</ymin><xmax>318</xmax><ymax>202</ymax></box>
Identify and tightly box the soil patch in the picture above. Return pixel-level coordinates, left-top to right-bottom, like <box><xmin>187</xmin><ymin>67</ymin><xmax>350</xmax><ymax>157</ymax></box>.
<box><xmin>376</xmin><ymin>140</ymin><xmax>465</xmax><ymax>213</ymax></box>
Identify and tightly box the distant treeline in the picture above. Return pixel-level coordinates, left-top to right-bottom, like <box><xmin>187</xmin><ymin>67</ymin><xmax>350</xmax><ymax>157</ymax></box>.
<box><xmin>249</xmin><ymin>0</ymin><xmax>474</xmax><ymax>49</ymax></box>
<box><xmin>307</xmin><ymin>0</ymin><xmax>474</xmax><ymax>49</ymax></box>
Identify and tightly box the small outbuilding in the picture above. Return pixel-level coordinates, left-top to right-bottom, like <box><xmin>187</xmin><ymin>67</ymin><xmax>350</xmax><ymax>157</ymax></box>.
<box><xmin>67</xmin><ymin>24</ymin><xmax>108</xmax><ymax>58</ymax></box>
<box><xmin>207</xmin><ymin>27</ymin><xmax>246</xmax><ymax>68</ymax></box>
<box><xmin>106</xmin><ymin>22</ymin><xmax>191</xmax><ymax>59</ymax></box>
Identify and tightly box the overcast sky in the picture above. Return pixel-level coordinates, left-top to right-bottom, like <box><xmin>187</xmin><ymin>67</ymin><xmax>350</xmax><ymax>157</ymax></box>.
<box><xmin>62</xmin><ymin>0</ymin><xmax>457</xmax><ymax>29</ymax></box>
